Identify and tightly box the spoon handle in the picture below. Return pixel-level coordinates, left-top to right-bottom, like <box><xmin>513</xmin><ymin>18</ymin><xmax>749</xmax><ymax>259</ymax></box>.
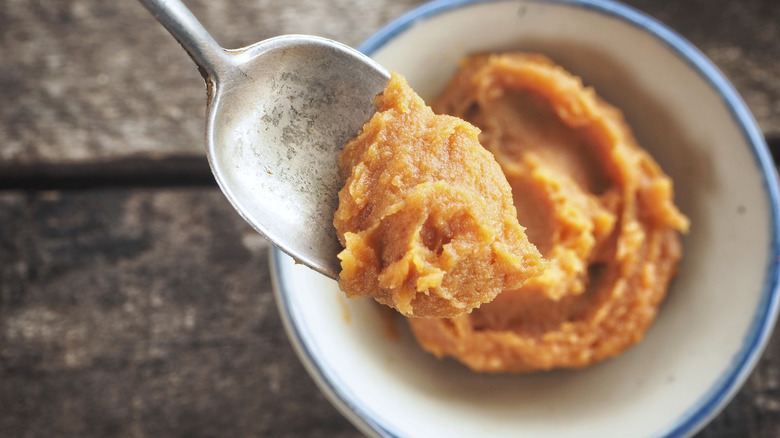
<box><xmin>138</xmin><ymin>0</ymin><xmax>231</xmax><ymax>79</ymax></box>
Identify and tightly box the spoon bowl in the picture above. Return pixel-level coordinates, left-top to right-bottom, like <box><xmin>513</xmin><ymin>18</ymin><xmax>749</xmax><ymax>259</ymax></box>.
<box><xmin>140</xmin><ymin>0</ymin><xmax>389</xmax><ymax>278</ymax></box>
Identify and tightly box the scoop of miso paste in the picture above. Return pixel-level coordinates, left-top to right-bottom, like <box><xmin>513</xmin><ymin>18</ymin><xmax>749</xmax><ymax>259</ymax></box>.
<box><xmin>334</xmin><ymin>73</ymin><xmax>547</xmax><ymax>318</ymax></box>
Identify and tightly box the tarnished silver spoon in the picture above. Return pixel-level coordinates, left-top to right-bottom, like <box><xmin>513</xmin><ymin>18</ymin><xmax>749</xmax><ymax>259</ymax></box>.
<box><xmin>138</xmin><ymin>0</ymin><xmax>389</xmax><ymax>278</ymax></box>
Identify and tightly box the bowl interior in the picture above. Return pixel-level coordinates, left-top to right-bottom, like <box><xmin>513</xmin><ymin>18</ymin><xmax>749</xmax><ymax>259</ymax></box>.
<box><xmin>273</xmin><ymin>1</ymin><xmax>779</xmax><ymax>437</ymax></box>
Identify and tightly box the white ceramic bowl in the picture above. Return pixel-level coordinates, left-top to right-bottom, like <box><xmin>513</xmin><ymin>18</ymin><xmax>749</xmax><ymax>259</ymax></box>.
<box><xmin>271</xmin><ymin>0</ymin><xmax>780</xmax><ymax>436</ymax></box>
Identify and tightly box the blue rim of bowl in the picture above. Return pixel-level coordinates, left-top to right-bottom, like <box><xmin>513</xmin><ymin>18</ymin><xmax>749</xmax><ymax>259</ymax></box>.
<box><xmin>273</xmin><ymin>0</ymin><xmax>780</xmax><ymax>437</ymax></box>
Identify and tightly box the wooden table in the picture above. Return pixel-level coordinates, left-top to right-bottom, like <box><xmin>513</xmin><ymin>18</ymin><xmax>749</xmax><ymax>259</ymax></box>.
<box><xmin>1</xmin><ymin>0</ymin><xmax>778</xmax><ymax>436</ymax></box>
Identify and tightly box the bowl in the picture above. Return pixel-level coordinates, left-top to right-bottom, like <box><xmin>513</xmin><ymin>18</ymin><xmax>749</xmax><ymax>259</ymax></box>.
<box><xmin>271</xmin><ymin>0</ymin><xmax>780</xmax><ymax>436</ymax></box>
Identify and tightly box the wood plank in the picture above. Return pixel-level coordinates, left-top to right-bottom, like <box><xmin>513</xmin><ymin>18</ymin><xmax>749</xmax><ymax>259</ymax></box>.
<box><xmin>0</xmin><ymin>187</ymin><xmax>778</xmax><ymax>436</ymax></box>
<box><xmin>0</xmin><ymin>0</ymin><xmax>777</xmax><ymax>165</ymax></box>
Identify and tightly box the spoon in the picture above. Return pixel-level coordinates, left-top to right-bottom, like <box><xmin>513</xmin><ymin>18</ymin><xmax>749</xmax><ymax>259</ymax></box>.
<box><xmin>138</xmin><ymin>0</ymin><xmax>389</xmax><ymax>278</ymax></box>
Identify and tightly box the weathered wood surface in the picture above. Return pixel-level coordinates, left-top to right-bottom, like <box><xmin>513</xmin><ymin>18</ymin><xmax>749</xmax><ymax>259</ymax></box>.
<box><xmin>0</xmin><ymin>0</ymin><xmax>424</xmax><ymax>163</ymax></box>
<box><xmin>1</xmin><ymin>0</ymin><xmax>779</xmax><ymax>436</ymax></box>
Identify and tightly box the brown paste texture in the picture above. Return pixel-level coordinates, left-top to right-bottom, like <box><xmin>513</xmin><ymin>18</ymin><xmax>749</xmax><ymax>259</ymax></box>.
<box><xmin>408</xmin><ymin>53</ymin><xmax>690</xmax><ymax>372</ymax></box>
<box><xmin>334</xmin><ymin>73</ymin><xmax>546</xmax><ymax>319</ymax></box>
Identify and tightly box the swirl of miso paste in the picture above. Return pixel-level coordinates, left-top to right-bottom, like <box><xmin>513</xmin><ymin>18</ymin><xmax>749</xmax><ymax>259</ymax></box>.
<box><xmin>334</xmin><ymin>73</ymin><xmax>547</xmax><ymax>318</ymax></box>
<box><xmin>409</xmin><ymin>53</ymin><xmax>689</xmax><ymax>371</ymax></box>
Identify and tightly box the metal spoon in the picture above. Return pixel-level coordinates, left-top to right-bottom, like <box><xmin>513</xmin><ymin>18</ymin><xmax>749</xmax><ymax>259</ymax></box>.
<box><xmin>138</xmin><ymin>0</ymin><xmax>389</xmax><ymax>278</ymax></box>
